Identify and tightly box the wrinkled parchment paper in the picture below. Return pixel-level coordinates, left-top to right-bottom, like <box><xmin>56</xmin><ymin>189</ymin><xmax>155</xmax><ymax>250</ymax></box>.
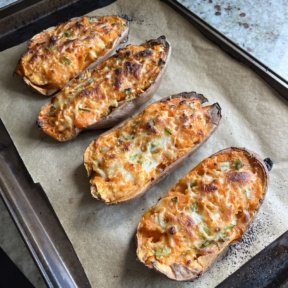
<box><xmin>0</xmin><ymin>0</ymin><xmax>288</xmax><ymax>287</ymax></box>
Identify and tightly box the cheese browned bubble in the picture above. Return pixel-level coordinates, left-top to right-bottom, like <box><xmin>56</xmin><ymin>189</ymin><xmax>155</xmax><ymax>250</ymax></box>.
<box><xmin>38</xmin><ymin>37</ymin><xmax>170</xmax><ymax>141</ymax></box>
<box><xmin>136</xmin><ymin>148</ymin><xmax>268</xmax><ymax>281</ymax></box>
<box><xmin>16</xmin><ymin>16</ymin><xmax>129</xmax><ymax>95</ymax></box>
<box><xmin>84</xmin><ymin>94</ymin><xmax>221</xmax><ymax>204</ymax></box>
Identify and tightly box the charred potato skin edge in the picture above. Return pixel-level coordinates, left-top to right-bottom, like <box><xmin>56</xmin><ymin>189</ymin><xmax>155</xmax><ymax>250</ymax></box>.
<box><xmin>15</xmin><ymin>16</ymin><xmax>130</xmax><ymax>96</ymax></box>
<box><xmin>84</xmin><ymin>91</ymin><xmax>222</xmax><ymax>204</ymax></box>
<box><xmin>136</xmin><ymin>147</ymin><xmax>269</xmax><ymax>281</ymax></box>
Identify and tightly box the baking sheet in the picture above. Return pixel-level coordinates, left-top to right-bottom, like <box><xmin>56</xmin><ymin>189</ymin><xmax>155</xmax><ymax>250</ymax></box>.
<box><xmin>0</xmin><ymin>0</ymin><xmax>287</xmax><ymax>287</ymax></box>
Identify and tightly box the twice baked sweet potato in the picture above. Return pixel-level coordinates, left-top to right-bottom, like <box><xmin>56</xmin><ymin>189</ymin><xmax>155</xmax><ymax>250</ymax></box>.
<box><xmin>136</xmin><ymin>147</ymin><xmax>270</xmax><ymax>281</ymax></box>
<box><xmin>16</xmin><ymin>16</ymin><xmax>129</xmax><ymax>95</ymax></box>
<box><xmin>37</xmin><ymin>36</ymin><xmax>171</xmax><ymax>141</ymax></box>
<box><xmin>84</xmin><ymin>92</ymin><xmax>221</xmax><ymax>204</ymax></box>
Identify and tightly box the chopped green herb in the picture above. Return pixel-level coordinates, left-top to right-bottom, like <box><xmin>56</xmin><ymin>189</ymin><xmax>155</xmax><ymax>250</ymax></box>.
<box><xmin>76</xmin><ymin>85</ymin><xmax>83</xmax><ymax>92</ymax></box>
<box><xmin>89</xmin><ymin>17</ymin><xmax>98</xmax><ymax>23</ymax></box>
<box><xmin>200</xmin><ymin>240</ymin><xmax>213</xmax><ymax>248</ymax></box>
<box><xmin>225</xmin><ymin>224</ymin><xmax>235</xmax><ymax>231</ymax></box>
<box><xmin>61</xmin><ymin>57</ymin><xmax>71</xmax><ymax>65</ymax></box>
<box><xmin>202</xmin><ymin>224</ymin><xmax>211</xmax><ymax>235</ymax></box>
<box><xmin>124</xmin><ymin>88</ymin><xmax>132</xmax><ymax>95</ymax></box>
<box><xmin>155</xmin><ymin>246</ymin><xmax>171</xmax><ymax>258</ymax></box>
<box><xmin>127</xmin><ymin>135</ymin><xmax>135</xmax><ymax>141</ymax></box>
<box><xmin>116</xmin><ymin>58</ymin><xmax>124</xmax><ymax>65</ymax></box>
<box><xmin>129</xmin><ymin>154</ymin><xmax>140</xmax><ymax>163</ymax></box>
<box><xmin>87</xmin><ymin>78</ymin><xmax>95</xmax><ymax>84</ymax></box>
<box><xmin>234</xmin><ymin>159</ymin><xmax>244</xmax><ymax>170</ymax></box>
<box><xmin>191</xmin><ymin>203</ymin><xmax>198</xmax><ymax>212</ymax></box>
<box><xmin>100</xmin><ymin>147</ymin><xmax>109</xmax><ymax>153</ymax></box>
<box><xmin>47</xmin><ymin>46</ymin><xmax>56</xmax><ymax>52</ymax></box>
<box><xmin>217</xmin><ymin>224</ymin><xmax>236</xmax><ymax>242</ymax></box>
<box><xmin>79</xmin><ymin>107</ymin><xmax>91</xmax><ymax>112</ymax></box>
<box><xmin>121</xmin><ymin>134</ymin><xmax>134</xmax><ymax>141</ymax></box>
<box><xmin>164</xmin><ymin>128</ymin><xmax>172</xmax><ymax>135</ymax></box>
<box><xmin>150</xmin><ymin>142</ymin><xmax>158</xmax><ymax>153</ymax></box>
<box><xmin>218</xmin><ymin>231</ymin><xmax>229</xmax><ymax>242</ymax></box>
<box><xmin>190</xmin><ymin>180</ymin><xmax>197</xmax><ymax>188</ymax></box>
<box><xmin>171</xmin><ymin>197</ymin><xmax>178</xmax><ymax>204</ymax></box>
<box><xmin>63</xmin><ymin>30</ymin><xmax>74</xmax><ymax>37</ymax></box>
<box><xmin>130</xmin><ymin>154</ymin><xmax>137</xmax><ymax>161</ymax></box>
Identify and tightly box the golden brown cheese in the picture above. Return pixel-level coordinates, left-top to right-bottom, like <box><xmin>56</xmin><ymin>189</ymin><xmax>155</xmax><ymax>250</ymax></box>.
<box><xmin>84</xmin><ymin>94</ymin><xmax>220</xmax><ymax>204</ymax></box>
<box><xmin>16</xmin><ymin>16</ymin><xmax>128</xmax><ymax>95</ymax></box>
<box><xmin>136</xmin><ymin>148</ymin><xmax>268</xmax><ymax>281</ymax></box>
<box><xmin>38</xmin><ymin>37</ymin><xmax>170</xmax><ymax>141</ymax></box>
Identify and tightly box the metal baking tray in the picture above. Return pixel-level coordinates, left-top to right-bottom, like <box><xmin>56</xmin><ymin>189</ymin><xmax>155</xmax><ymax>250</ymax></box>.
<box><xmin>0</xmin><ymin>0</ymin><xmax>287</xmax><ymax>287</ymax></box>
<box><xmin>162</xmin><ymin>0</ymin><xmax>288</xmax><ymax>102</ymax></box>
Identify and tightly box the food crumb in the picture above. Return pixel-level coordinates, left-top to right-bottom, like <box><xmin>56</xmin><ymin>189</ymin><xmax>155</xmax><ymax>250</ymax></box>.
<box><xmin>120</xmin><ymin>14</ymin><xmax>144</xmax><ymax>25</ymax></box>
<box><xmin>238</xmin><ymin>22</ymin><xmax>250</xmax><ymax>29</ymax></box>
<box><xmin>224</xmin><ymin>5</ymin><xmax>232</xmax><ymax>11</ymax></box>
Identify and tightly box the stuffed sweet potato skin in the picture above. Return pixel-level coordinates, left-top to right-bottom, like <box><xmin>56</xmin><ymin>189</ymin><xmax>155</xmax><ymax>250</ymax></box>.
<box><xmin>37</xmin><ymin>36</ymin><xmax>171</xmax><ymax>142</ymax></box>
<box><xmin>84</xmin><ymin>92</ymin><xmax>221</xmax><ymax>204</ymax></box>
<box><xmin>16</xmin><ymin>16</ymin><xmax>129</xmax><ymax>96</ymax></box>
<box><xmin>136</xmin><ymin>147</ymin><xmax>269</xmax><ymax>281</ymax></box>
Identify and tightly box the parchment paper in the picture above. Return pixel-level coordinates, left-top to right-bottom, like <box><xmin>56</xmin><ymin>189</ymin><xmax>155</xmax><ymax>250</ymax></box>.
<box><xmin>0</xmin><ymin>0</ymin><xmax>288</xmax><ymax>287</ymax></box>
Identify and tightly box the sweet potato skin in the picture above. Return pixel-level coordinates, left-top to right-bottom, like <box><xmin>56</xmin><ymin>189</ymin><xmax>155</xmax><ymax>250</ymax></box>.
<box><xmin>136</xmin><ymin>147</ymin><xmax>269</xmax><ymax>281</ymax></box>
<box><xmin>84</xmin><ymin>91</ymin><xmax>221</xmax><ymax>204</ymax></box>
<box><xmin>37</xmin><ymin>36</ymin><xmax>171</xmax><ymax>142</ymax></box>
<box><xmin>16</xmin><ymin>16</ymin><xmax>130</xmax><ymax>96</ymax></box>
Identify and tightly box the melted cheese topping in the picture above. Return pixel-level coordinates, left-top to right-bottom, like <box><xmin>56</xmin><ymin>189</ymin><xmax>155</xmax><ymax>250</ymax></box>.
<box><xmin>38</xmin><ymin>39</ymin><xmax>169</xmax><ymax>141</ymax></box>
<box><xmin>17</xmin><ymin>16</ymin><xmax>128</xmax><ymax>92</ymax></box>
<box><xmin>84</xmin><ymin>97</ymin><xmax>216</xmax><ymax>203</ymax></box>
<box><xmin>137</xmin><ymin>150</ymin><xmax>266</xmax><ymax>277</ymax></box>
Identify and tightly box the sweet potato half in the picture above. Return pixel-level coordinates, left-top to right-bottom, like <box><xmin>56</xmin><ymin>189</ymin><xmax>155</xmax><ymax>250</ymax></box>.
<box><xmin>37</xmin><ymin>36</ymin><xmax>171</xmax><ymax>141</ymax></box>
<box><xmin>84</xmin><ymin>92</ymin><xmax>221</xmax><ymax>204</ymax></box>
<box><xmin>136</xmin><ymin>147</ymin><xmax>270</xmax><ymax>281</ymax></box>
<box><xmin>16</xmin><ymin>15</ymin><xmax>129</xmax><ymax>96</ymax></box>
